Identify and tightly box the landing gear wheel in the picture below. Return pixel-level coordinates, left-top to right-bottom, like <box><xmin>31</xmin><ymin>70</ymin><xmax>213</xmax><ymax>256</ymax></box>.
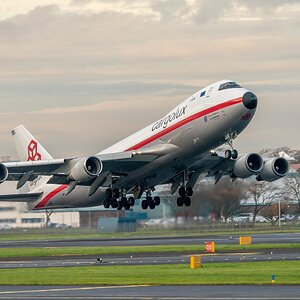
<box><xmin>117</xmin><ymin>201</ymin><xmax>123</xmax><ymax>210</ymax></box>
<box><xmin>120</xmin><ymin>196</ymin><xmax>127</xmax><ymax>204</ymax></box>
<box><xmin>225</xmin><ymin>149</ymin><xmax>232</xmax><ymax>159</ymax></box>
<box><xmin>124</xmin><ymin>202</ymin><xmax>130</xmax><ymax>210</ymax></box>
<box><xmin>178</xmin><ymin>187</ymin><xmax>186</xmax><ymax>197</ymax></box>
<box><xmin>128</xmin><ymin>197</ymin><xmax>135</xmax><ymax>207</ymax></box>
<box><xmin>112</xmin><ymin>189</ymin><xmax>120</xmax><ymax>198</ymax></box>
<box><xmin>105</xmin><ymin>188</ymin><xmax>112</xmax><ymax>199</ymax></box>
<box><xmin>153</xmin><ymin>196</ymin><xmax>160</xmax><ymax>206</ymax></box>
<box><xmin>231</xmin><ymin>149</ymin><xmax>238</xmax><ymax>159</ymax></box>
<box><xmin>111</xmin><ymin>198</ymin><xmax>118</xmax><ymax>208</ymax></box>
<box><xmin>103</xmin><ymin>199</ymin><xmax>110</xmax><ymax>209</ymax></box>
<box><xmin>141</xmin><ymin>200</ymin><xmax>148</xmax><ymax>210</ymax></box>
<box><xmin>184</xmin><ymin>197</ymin><xmax>191</xmax><ymax>207</ymax></box>
<box><xmin>149</xmin><ymin>200</ymin><xmax>155</xmax><ymax>209</ymax></box>
<box><xmin>177</xmin><ymin>197</ymin><xmax>184</xmax><ymax>207</ymax></box>
<box><xmin>186</xmin><ymin>187</ymin><xmax>193</xmax><ymax>197</ymax></box>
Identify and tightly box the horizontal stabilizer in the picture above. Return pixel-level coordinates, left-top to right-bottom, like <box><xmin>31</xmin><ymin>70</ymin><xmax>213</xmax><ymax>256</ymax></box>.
<box><xmin>0</xmin><ymin>192</ymin><xmax>43</xmax><ymax>202</ymax></box>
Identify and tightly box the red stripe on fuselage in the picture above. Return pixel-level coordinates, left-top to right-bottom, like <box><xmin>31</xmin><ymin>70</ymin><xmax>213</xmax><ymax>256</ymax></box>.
<box><xmin>34</xmin><ymin>184</ymin><xmax>68</xmax><ymax>209</ymax></box>
<box><xmin>126</xmin><ymin>97</ymin><xmax>243</xmax><ymax>151</ymax></box>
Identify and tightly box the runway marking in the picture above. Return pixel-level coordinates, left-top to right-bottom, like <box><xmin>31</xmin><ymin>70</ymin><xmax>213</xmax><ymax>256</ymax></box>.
<box><xmin>0</xmin><ymin>285</ymin><xmax>151</xmax><ymax>295</ymax></box>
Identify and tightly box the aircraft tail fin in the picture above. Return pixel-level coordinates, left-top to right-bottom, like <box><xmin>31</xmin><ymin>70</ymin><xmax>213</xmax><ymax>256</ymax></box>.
<box><xmin>11</xmin><ymin>125</ymin><xmax>53</xmax><ymax>162</ymax></box>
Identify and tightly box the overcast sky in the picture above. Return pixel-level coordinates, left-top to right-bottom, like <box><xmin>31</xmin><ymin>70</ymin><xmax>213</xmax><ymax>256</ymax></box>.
<box><xmin>0</xmin><ymin>0</ymin><xmax>299</xmax><ymax>159</ymax></box>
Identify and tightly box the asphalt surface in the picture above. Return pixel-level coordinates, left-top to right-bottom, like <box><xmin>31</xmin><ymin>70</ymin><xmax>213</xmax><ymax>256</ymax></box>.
<box><xmin>0</xmin><ymin>285</ymin><xmax>299</xmax><ymax>299</ymax></box>
<box><xmin>0</xmin><ymin>248</ymin><xmax>299</xmax><ymax>269</ymax></box>
<box><xmin>0</xmin><ymin>232</ymin><xmax>299</xmax><ymax>248</ymax></box>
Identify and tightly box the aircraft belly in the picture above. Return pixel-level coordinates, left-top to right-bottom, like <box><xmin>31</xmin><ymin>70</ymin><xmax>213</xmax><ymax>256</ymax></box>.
<box><xmin>33</xmin><ymin>185</ymin><xmax>106</xmax><ymax>210</ymax></box>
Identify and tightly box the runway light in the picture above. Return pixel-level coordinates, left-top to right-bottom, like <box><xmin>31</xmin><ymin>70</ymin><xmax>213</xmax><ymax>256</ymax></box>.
<box><xmin>272</xmin><ymin>275</ymin><xmax>275</xmax><ymax>284</ymax></box>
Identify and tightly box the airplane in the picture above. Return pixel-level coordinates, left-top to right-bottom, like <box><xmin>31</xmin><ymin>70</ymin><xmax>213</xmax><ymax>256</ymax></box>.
<box><xmin>0</xmin><ymin>79</ymin><xmax>289</xmax><ymax>211</ymax></box>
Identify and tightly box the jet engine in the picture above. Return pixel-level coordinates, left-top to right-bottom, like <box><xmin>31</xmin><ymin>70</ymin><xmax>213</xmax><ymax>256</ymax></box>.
<box><xmin>0</xmin><ymin>163</ymin><xmax>8</xmax><ymax>183</ymax></box>
<box><xmin>256</xmin><ymin>157</ymin><xmax>289</xmax><ymax>182</ymax></box>
<box><xmin>69</xmin><ymin>156</ymin><xmax>103</xmax><ymax>182</ymax></box>
<box><xmin>232</xmin><ymin>153</ymin><xmax>264</xmax><ymax>178</ymax></box>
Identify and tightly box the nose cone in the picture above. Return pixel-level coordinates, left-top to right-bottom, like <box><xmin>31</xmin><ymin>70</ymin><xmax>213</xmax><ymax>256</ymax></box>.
<box><xmin>243</xmin><ymin>92</ymin><xmax>258</xmax><ymax>109</ymax></box>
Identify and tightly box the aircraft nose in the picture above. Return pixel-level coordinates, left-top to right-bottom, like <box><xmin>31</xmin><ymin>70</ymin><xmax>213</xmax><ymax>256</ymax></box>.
<box><xmin>243</xmin><ymin>92</ymin><xmax>258</xmax><ymax>109</ymax></box>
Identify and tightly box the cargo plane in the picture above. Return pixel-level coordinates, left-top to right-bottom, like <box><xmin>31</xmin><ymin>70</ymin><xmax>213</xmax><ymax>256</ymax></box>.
<box><xmin>0</xmin><ymin>80</ymin><xmax>289</xmax><ymax>211</ymax></box>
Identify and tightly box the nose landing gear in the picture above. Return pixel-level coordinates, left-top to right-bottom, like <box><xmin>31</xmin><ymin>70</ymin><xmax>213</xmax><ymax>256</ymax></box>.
<box><xmin>224</xmin><ymin>133</ymin><xmax>239</xmax><ymax>160</ymax></box>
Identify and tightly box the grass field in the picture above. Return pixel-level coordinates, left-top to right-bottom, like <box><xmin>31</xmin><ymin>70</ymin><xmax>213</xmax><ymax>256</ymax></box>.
<box><xmin>0</xmin><ymin>261</ymin><xmax>299</xmax><ymax>285</ymax></box>
<box><xmin>0</xmin><ymin>243</ymin><xmax>299</xmax><ymax>259</ymax></box>
<box><xmin>0</xmin><ymin>227</ymin><xmax>300</xmax><ymax>241</ymax></box>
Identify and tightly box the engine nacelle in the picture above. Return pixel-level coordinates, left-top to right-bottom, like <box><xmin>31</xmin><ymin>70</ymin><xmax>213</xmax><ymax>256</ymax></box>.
<box><xmin>69</xmin><ymin>156</ymin><xmax>102</xmax><ymax>182</ymax></box>
<box><xmin>256</xmin><ymin>157</ymin><xmax>289</xmax><ymax>182</ymax></box>
<box><xmin>0</xmin><ymin>163</ymin><xmax>8</xmax><ymax>183</ymax></box>
<box><xmin>232</xmin><ymin>153</ymin><xmax>264</xmax><ymax>179</ymax></box>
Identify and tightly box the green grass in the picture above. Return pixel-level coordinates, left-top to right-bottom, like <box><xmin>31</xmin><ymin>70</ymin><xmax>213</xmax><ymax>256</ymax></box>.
<box><xmin>0</xmin><ymin>261</ymin><xmax>299</xmax><ymax>285</ymax></box>
<box><xmin>0</xmin><ymin>243</ymin><xmax>299</xmax><ymax>259</ymax></box>
<box><xmin>1</xmin><ymin>227</ymin><xmax>300</xmax><ymax>241</ymax></box>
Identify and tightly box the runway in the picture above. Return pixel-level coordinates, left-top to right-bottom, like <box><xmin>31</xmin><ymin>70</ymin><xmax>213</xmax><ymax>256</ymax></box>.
<box><xmin>0</xmin><ymin>232</ymin><xmax>299</xmax><ymax>248</ymax></box>
<box><xmin>0</xmin><ymin>285</ymin><xmax>299</xmax><ymax>299</ymax></box>
<box><xmin>0</xmin><ymin>248</ymin><xmax>299</xmax><ymax>269</ymax></box>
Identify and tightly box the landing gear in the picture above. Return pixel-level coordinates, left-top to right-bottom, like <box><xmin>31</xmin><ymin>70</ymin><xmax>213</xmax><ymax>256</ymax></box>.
<box><xmin>225</xmin><ymin>133</ymin><xmax>238</xmax><ymax>160</ymax></box>
<box><xmin>176</xmin><ymin>187</ymin><xmax>193</xmax><ymax>207</ymax></box>
<box><xmin>140</xmin><ymin>191</ymin><xmax>161</xmax><ymax>210</ymax></box>
<box><xmin>103</xmin><ymin>188</ymin><xmax>136</xmax><ymax>210</ymax></box>
<box><xmin>225</xmin><ymin>149</ymin><xmax>238</xmax><ymax>160</ymax></box>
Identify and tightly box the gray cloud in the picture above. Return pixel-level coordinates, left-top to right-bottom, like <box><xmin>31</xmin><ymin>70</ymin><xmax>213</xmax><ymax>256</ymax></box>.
<box><xmin>0</xmin><ymin>1</ymin><xmax>299</xmax><ymax>158</ymax></box>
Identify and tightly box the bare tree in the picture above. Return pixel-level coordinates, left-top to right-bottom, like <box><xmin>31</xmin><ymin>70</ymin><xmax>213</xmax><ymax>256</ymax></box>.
<box><xmin>283</xmin><ymin>174</ymin><xmax>300</xmax><ymax>212</ymax></box>
<box><xmin>245</xmin><ymin>182</ymin><xmax>280</xmax><ymax>224</ymax></box>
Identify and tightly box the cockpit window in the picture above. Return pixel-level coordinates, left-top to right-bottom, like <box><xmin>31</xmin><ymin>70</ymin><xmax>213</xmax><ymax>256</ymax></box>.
<box><xmin>218</xmin><ymin>82</ymin><xmax>241</xmax><ymax>91</ymax></box>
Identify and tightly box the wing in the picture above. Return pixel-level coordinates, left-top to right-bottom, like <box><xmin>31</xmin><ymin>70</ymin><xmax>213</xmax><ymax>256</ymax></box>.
<box><xmin>0</xmin><ymin>192</ymin><xmax>43</xmax><ymax>202</ymax></box>
<box><xmin>1</xmin><ymin>142</ymin><xmax>181</xmax><ymax>195</ymax></box>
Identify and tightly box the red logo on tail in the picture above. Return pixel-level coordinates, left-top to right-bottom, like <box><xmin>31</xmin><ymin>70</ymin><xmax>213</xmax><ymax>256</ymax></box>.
<box><xmin>27</xmin><ymin>140</ymin><xmax>41</xmax><ymax>161</ymax></box>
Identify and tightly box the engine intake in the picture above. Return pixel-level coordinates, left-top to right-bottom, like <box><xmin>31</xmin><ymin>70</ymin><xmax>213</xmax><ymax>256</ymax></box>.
<box><xmin>0</xmin><ymin>163</ymin><xmax>8</xmax><ymax>183</ymax></box>
<box><xmin>256</xmin><ymin>157</ymin><xmax>289</xmax><ymax>182</ymax></box>
<box><xmin>232</xmin><ymin>153</ymin><xmax>263</xmax><ymax>178</ymax></box>
<box><xmin>69</xmin><ymin>156</ymin><xmax>102</xmax><ymax>182</ymax></box>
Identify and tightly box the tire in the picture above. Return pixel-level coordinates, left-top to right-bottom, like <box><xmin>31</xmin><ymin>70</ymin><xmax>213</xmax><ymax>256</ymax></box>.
<box><xmin>103</xmin><ymin>199</ymin><xmax>110</xmax><ymax>209</ymax></box>
<box><xmin>117</xmin><ymin>201</ymin><xmax>123</xmax><ymax>210</ymax></box>
<box><xmin>141</xmin><ymin>200</ymin><xmax>148</xmax><ymax>210</ymax></box>
<box><xmin>149</xmin><ymin>200</ymin><xmax>155</xmax><ymax>209</ymax></box>
<box><xmin>124</xmin><ymin>203</ymin><xmax>130</xmax><ymax>210</ymax></box>
<box><xmin>231</xmin><ymin>149</ymin><xmax>238</xmax><ymax>159</ymax></box>
<box><xmin>121</xmin><ymin>196</ymin><xmax>127</xmax><ymax>204</ymax></box>
<box><xmin>177</xmin><ymin>197</ymin><xmax>183</xmax><ymax>207</ymax></box>
<box><xmin>225</xmin><ymin>149</ymin><xmax>232</xmax><ymax>159</ymax></box>
<box><xmin>153</xmin><ymin>196</ymin><xmax>160</xmax><ymax>206</ymax></box>
<box><xmin>146</xmin><ymin>196</ymin><xmax>152</xmax><ymax>203</ymax></box>
<box><xmin>185</xmin><ymin>197</ymin><xmax>191</xmax><ymax>207</ymax></box>
<box><xmin>178</xmin><ymin>187</ymin><xmax>186</xmax><ymax>197</ymax></box>
<box><xmin>186</xmin><ymin>187</ymin><xmax>193</xmax><ymax>197</ymax></box>
<box><xmin>111</xmin><ymin>198</ymin><xmax>118</xmax><ymax>208</ymax></box>
<box><xmin>105</xmin><ymin>188</ymin><xmax>112</xmax><ymax>199</ymax></box>
<box><xmin>128</xmin><ymin>197</ymin><xmax>135</xmax><ymax>206</ymax></box>
<box><xmin>113</xmin><ymin>189</ymin><xmax>120</xmax><ymax>198</ymax></box>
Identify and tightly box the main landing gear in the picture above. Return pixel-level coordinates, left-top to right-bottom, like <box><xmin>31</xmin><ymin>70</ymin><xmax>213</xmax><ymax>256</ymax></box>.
<box><xmin>103</xmin><ymin>188</ymin><xmax>135</xmax><ymax>211</ymax></box>
<box><xmin>177</xmin><ymin>186</ymin><xmax>192</xmax><ymax>207</ymax></box>
<box><xmin>141</xmin><ymin>191</ymin><xmax>161</xmax><ymax>210</ymax></box>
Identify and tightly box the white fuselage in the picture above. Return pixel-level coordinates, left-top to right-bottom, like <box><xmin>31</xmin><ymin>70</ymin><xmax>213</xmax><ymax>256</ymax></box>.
<box><xmin>27</xmin><ymin>80</ymin><xmax>256</xmax><ymax>210</ymax></box>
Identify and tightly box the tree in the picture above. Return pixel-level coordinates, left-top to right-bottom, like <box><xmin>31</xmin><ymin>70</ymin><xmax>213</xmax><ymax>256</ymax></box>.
<box><xmin>196</xmin><ymin>177</ymin><xmax>247</xmax><ymax>222</ymax></box>
<box><xmin>261</xmin><ymin>202</ymin><xmax>289</xmax><ymax>225</ymax></box>
<box><xmin>283</xmin><ymin>174</ymin><xmax>300</xmax><ymax>212</ymax></box>
<box><xmin>245</xmin><ymin>182</ymin><xmax>280</xmax><ymax>224</ymax></box>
